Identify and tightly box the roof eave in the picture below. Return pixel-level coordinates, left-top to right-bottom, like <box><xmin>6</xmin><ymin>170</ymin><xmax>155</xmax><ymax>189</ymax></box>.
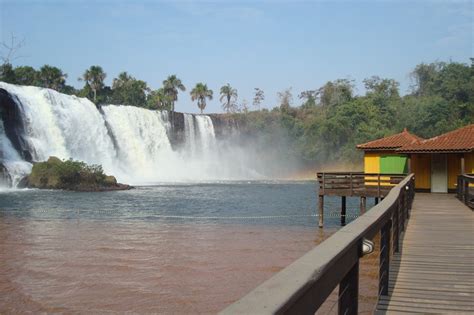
<box><xmin>398</xmin><ymin>148</ymin><xmax>474</xmax><ymax>153</ymax></box>
<box><xmin>358</xmin><ymin>147</ymin><xmax>401</xmax><ymax>151</ymax></box>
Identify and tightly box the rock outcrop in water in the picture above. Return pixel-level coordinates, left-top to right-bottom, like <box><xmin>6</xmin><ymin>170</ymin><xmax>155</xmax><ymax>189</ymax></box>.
<box><xmin>20</xmin><ymin>156</ymin><xmax>132</xmax><ymax>191</ymax></box>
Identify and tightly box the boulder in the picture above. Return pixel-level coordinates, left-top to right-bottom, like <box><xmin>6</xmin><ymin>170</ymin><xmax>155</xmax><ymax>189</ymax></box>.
<box><xmin>24</xmin><ymin>156</ymin><xmax>132</xmax><ymax>192</ymax></box>
<box><xmin>17</xmin><ymin>176</ymin><xmax>29</xmax><ymax>188</ymax></box>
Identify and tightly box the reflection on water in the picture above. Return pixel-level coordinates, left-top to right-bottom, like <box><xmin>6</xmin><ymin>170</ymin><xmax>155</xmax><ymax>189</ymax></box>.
<box><xmin>0</xmin><ymin>182</ymin><xmax>378</xmax><ymax>313</ymax></box>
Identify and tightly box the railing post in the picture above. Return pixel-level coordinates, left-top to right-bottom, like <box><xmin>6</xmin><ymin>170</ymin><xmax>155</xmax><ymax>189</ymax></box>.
<box><xmin>350</xmin><ymin>173</ymin><xmax>353</xmax><ymax>196</ymax></box>
<box><xmin>377</xmin><ymin>173</ymin><xmax>381</xmax><ymax>198</ymax></box>
<box><xmin>400</xmin><ymin>189</ymin><xmax>405</xmax><ymax>232</ymax></box>
<box><xmin>394</xmin><ymin>200</ymin><xmax>400</xmax><ymax>253</ymax></box>
<box><xmin>341</xmin><ymin>196</ymin><xmax>346</xmax><ymax>226</ymax></box>
<box><xmin>464</xmin><ymin>178</ymin><xmax>469</xmax><ymax>205</ymax></box>
<box><xmin>457</xmin><ymin>176</ymin><xmax>462</xmax><ymax>200</ymax></box>
<box><xmin>338</xmin><ymin>260</ymin><xmax>359</xmax><ymax>315</ymax></box>
<box><xmin>318</xmin><ymin>195</ymin><xmax>324</xmax><ymax>228</ymax></box>
<box><xmin>360</xmin><ymin>196</ymin><xmax>366</xmax><ymax>215</ymax></box>
<box><xmin>405</xmin><ymin>185</ymin><xmax>409</xmax><ymax>219</ymax></box>
<box><xmin>380</xmin><ymin>220</ymin><xmax>391</xmax><ymax>297</ymax></box>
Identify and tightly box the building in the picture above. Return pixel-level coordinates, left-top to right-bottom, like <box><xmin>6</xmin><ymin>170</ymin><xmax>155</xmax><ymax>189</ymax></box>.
<box><xmin>357</xmin><ymin>125</ymin><xmax>474</xmax><ymax>193</ymax></box>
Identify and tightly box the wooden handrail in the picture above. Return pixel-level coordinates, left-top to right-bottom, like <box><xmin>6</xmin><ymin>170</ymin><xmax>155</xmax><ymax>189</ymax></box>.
<box><xmin>316</xmin><ymin>172</ymin><xmax>407</xmax><ymax>198</ymax></box>
<box><xmin>457</xmin><ymin>174</ymin><xmax>474</xmax><ymax>209</ymax></box>
<box><xmin>220</xmin><ymin>174</ymin><xmax>415</xmax><ymax>315</ymax></box>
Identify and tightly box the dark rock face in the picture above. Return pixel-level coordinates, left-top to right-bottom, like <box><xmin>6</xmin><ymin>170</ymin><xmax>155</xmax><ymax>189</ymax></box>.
<box><xmin>0</xmin><ymin>163</ymin><xmax>12</xmax><ymax>187</ymax></box>
<box><xmin>209</xmin><ymin>114</ymin><xmax>241</xmax><ymax>139</ymax></box>
<box><xmin>17</xmin><ymin>176</ymin><xmax>29</xmax><ymax>188</ymax></box>
<box><xmin>167</xmin><ymin>112</ymin><xmax>186</xmax><ymax>149</ymax></box>
<box><xmin>98</xmin><ymin>106</ymin><xmax>121</xmax><ymax>158</ymax></box>
<box><xmin>0</xmin><ymin>88</ymin><xmax>34</xmax><ymax>162</ymax></box>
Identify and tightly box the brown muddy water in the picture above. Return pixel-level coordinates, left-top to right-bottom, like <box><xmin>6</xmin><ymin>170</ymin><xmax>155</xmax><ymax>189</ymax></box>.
<box><xmin>0</xmin><ymin>182</ymin><xmax>379</xmax><ymax>313</ymax></box>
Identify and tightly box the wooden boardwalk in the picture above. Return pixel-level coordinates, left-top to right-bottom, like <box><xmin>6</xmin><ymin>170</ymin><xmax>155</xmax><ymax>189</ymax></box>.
<box><xmin>376</xmin><ymin>193</ymin><xmax>474</xmax><ymax>314</ymax></box>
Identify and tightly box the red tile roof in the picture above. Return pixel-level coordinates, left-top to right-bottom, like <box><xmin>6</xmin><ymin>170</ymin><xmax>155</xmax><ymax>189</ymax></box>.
<box><xmin>398</xmin><ymin>124</ymin><xmax>474</xmax><ymax>153</ymax></box>
<box><xmin>356</xmin><ymin>129</ymin><xmax>423</xmax><ymax>151</ymax></box>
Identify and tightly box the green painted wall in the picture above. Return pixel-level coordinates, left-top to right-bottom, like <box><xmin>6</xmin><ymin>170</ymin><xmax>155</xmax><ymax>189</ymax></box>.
<box><xmin>380</xmin><ymin>155</ymin><xmax>408</xmax><ymax>174</ymax></box>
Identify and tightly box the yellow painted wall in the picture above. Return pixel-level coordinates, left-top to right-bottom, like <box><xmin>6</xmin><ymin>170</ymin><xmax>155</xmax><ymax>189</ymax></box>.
<box><xmin>363</xmin><ymin>152</ymin><xmax>395</xmax><ymax>186</ymax></box>
<box><xmin>364</xmin><ymin>153</ymin><xmax>380</xmax><ymax>173</ymax></box>
<box><xmin>465</xmin><ymin>152</ymin><xmax>474</xmax><ymax>173</ymax></box>
<box><xmin>411</xmin><ymin>154</ymin><xmax>430</xmax><ymax>189</ymax></box>
<box><xmin>364</xmin><ymin>153</ymin><xmax>380</xmax><ymax>185</ymax></box>
<box><xmin>465</xmin><ymin>152</ymin><xmax>474</xmax><ymax>187</ymax></box>
<box><xmin>448</xmin><ymin>154</ymin><xmax>461</xmax><ymax>190</ymax></box>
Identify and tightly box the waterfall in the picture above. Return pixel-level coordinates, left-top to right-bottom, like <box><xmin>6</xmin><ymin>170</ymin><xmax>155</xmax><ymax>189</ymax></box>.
<box><xmin>0</xmin><ymin>119</ymin><xmax>32</xmax><ymax>187</ymax></box>
<box><xmin>100</xmin><ymin>105</ymin><xmax>174</xmax><ymax>183</ymax></box>
<box><xmin>183</xmin><ymin>113</ymin><xmax>197</xmax><ymax>157</ymax></box>
<box><xmin>0</xmin><ymin>82</ymin><xmax>260</xmax><ymax>186</ymax></box>
<box><xmin>195</xmin><ymin>115</ymin><xmax>217</xmax><ymax>154</ymax></box>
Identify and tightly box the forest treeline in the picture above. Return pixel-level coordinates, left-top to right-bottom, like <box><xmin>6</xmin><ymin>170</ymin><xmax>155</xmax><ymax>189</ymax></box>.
<box><xmin>0</xmin><ymin>59</ymin><xmax>472</xmax><ymax>165</ymax></box>
<box><xmin>233</xmin><ymin>59</ymin><xmax>473</xmax><ymax>165</ymax></box>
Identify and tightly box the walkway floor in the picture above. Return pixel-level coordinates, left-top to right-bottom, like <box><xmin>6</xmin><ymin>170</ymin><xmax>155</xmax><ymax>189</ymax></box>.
<box><xmin>376</xmin><ymin>193</ymin><xmax>474</xmax><ymax>314</ymax></box>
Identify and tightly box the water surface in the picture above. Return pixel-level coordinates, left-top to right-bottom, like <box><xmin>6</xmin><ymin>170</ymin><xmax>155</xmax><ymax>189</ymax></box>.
<box><xmin>0</xmin><ymin>182</ymin><xmax>375</xmax><ymax>313</ymax></box>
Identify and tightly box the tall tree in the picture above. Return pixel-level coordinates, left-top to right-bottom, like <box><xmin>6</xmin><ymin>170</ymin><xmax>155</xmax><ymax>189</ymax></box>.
<box><xmin>299</xmin><ymin>90</ymin><xmax>317</xmax><ymax>108</ymax></box>
<box><xmin>410</xmin><ymin>62</ymin><xmax>442</xmax><ymax>97</ymax></box>
<box><xmin>80</xmin><ymin>65</ymin><xmax>106</xmax><ymax>103</ymax></box>
<box><xmin>163</xmin><ymin>75</ymin><xmax>186</xmax><ymax>112</ymax></box>
<box><xmin>147</xmin><ymin>87</ymin><xmax>172</xmax><ymax>110</ymax></box>
<box><xmin>190</xmin><ymin>83</ymin><xmax>213</xmax><ymax>114</ymax></box>
<box><xmin>277</xmin><ymin>88</ymin><xmax>293</xmax><ymax>111</ymax></box>
<box><xmin>219</xmin><ymin>83</ymin><xmax>238</xmax><ymax>113</ymax></box>
<box><xmin>38</xmin><ymin>65</ymin><xmax>67</xmax><ymax>91</ymax></box>
<box><xmin>317</xmin><ymin>79</ymin><xmax>354</xmax><ymax>107</ymax></box>
<box><xmin>0</xmin><ymin>63</ymin><xmax>15</xmax><ymax>83</ymax></box>
<box><xmin>363</xmin><ymin>76</ymin><xmax>400</xmax><ymax>99</ymax></box>
<box><xmin>240</xmin><ymin>99</ymin><xmax>249</xmax><ymax>113</ymax></box>
<box><xmin>111</xmin><ymin>72</ymin><xmax>149</xmax><ymax>106</ymax></box>
<box><xmin>13</xmin><ymin>66</ymin><xmax>38</xmax><ymax>85</ymax></box>
<box><xmin>253</xmin><ymin>88</ymin><xmax>264</xmax><ymax>110</ymax></box>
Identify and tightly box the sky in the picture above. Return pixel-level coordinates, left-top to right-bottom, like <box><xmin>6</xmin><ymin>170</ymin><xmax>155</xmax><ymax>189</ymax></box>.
<box><xmin>0</xmin><ymin>0</ymin><xmax>472</xmax><ymax>113</ymax></box>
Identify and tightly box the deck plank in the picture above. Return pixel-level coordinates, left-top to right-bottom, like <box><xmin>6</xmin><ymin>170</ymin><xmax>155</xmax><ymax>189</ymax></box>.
<box><xmin>376</xmin><ymin>193</ymin><xmax>474</xmax><ymax>314</ymax></box>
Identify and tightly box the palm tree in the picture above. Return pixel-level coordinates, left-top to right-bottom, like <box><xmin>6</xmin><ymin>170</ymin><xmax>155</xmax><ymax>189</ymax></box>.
<box><xmin>147</xmin><ymin>88</ymin><xmax>171</xmax><ymax>110</ymax></box>
<box><xmin>219</xmin><ymin>83</ymin><xmax>238</xmax><ymax>113</ymax></box>
<box><xmin>80</xmin><ymin>65</ymin><xmax>106</xmax><ymax>103</ymax></box>
<box><xmin>190</xmin><ymin>83</ymin><xmax>213</xmax><ymax>114</ymax></box>
<box><xmin>163</xmin><ymin>75</ymin><xmax>186</xmax><ymax>112</ymax></box>
<box><xmin>38</xmin><ymin>65</ymin><xmax>67</xmax><ymax>91</ymax></box>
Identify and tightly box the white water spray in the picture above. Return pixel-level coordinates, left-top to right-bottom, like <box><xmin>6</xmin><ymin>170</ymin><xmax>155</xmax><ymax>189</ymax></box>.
<box><xmin>0</xmin><ymin>82</ymin><xmax>263</xmax><ymax>186</ymax></box>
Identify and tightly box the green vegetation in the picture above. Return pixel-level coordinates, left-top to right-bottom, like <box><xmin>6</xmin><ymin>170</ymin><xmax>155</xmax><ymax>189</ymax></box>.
<box><xmin>23</xmin><ymin>156</ymin><xmax>130</xmax><ymax>191</ymax></box>
<box><xmin>191</xmin><ymin>83</ymin><xmax>213</xmax><ymax>114</ymax></box>
<box><xmin>228</xmin><ymin>60</ymin><xmax>473</xmax><ymax>166</ymax></box>
<box><xmin>0</xmin><ymin>58</ymin><xmax>472</xmax><ymax>165</ymax></box>
<box><xmin>163</xmin><ymin>75</ymin><xmax>186</xmax><ymax>112</ymax></box>
<box><xmin>220</xmin><ymin>83</ymin><xmax>238</xmax><ymax>113</ymax></box>
<box><xmin>79</xmin><ymin>65</ymin><xmax>106</xmax><ymax>103</ymax></box>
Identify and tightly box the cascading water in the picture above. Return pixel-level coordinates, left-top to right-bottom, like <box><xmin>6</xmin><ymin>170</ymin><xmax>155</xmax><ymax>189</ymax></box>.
<box><xmin>0</xmin><ymin>82</ymin><xmax>262</xmax><ymax>186</ymax></box>
<box><xmin>195</xmin><ymin>115</ymin><xmax>217</xmax><ymax>155</ymax></box>
<box><xmin>0</xmin><ymin>118</ymin><xmax>32</xmax><ymax>187</ymax></box>
<box><xmin>100</xmin><ymin>105</ymin><xmax>175</xmax><ymax>183</ymax></box>
<box><xmin>183</xmin><ymin>113</ymin><xmax>197</xmax><ymax>157</ymax></box>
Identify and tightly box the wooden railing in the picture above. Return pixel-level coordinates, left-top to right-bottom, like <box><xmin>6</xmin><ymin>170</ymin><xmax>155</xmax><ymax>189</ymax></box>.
<box><xmin>457</xmin><ymin>174</ymin><xmax>474</xmax><ymax>209</ymax></box>
<box><xmin>220</xmin><ymin>174</ymin><xmax>415</xmax><ymax>315</ymax></box>
<box><xmin>317</xmin><ymin>172</ymin><xmax>407</xmax><ymax>198</ymax></box>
